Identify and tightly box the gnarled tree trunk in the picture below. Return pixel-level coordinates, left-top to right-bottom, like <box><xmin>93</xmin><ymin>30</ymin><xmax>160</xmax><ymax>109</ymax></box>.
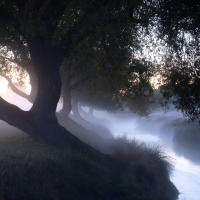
<box><xmin>0</xmin><ymin>37</ymin><xmax>92</xmax><ymax>151</ymax></box>
<box><xmin>71</xmin><ymin>98</ymin><xmax>93</xmax><ymax>130</ymax></box>
<box><xmin>71</xmin><ymin>99</ymin><xmax>81</xmax><ymax>118</ymax></box>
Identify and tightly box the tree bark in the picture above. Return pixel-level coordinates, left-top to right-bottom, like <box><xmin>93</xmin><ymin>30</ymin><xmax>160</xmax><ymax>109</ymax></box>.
<box><xmin>28</xmin><ymin>37</ymin><xmax>62</xmax><ymax>117</ymax></box>
<box><xmin>26</xmin><ymin>65</ymin><xmax>38</xmax><ymax>103</ymax></box>
<box><xmin>78</xmin><ymin>105</ymin><xmax>88</xmax><ymax>117</ymax></box>
<box><xmin>72</xmin><ymin>99</ymin><xmax>81</xmax><ymax>118</ymax></box>
<box><xmin>60</xmin><ymin>79</ymin><xmax>82</xmax><ymax>117</ymax></box>
<box><xmin>71</xmin><ymin>99</ymin><xmax>93</xmax><ymax>130</ymax></box>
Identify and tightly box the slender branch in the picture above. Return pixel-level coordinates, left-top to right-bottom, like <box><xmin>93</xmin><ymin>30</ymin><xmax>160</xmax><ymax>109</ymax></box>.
<box><xmin>69</xmin><ymin>74</ymin><xmax>92</xmax><ymax>92</ymax></box>
<box><xmin>69</xmin><ymin>68</ymin><xmax>106</xmax><ymax>92</ymax></box>
<box><xmin>0</xmin><ymin>73</ymin><xmax>32</xmax><ymax>102</ymax></box>
<box><xmin>70</xmin><ymin>82</ymin><xmax>80</xmax><ymax>92</ymax></box>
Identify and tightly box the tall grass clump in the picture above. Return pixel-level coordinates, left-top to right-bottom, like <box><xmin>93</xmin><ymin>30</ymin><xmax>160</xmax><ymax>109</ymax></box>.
<box><xmin>110</xmin><ymin>135</ymin><xmax>178</xmax><ymax>200</ymax></box>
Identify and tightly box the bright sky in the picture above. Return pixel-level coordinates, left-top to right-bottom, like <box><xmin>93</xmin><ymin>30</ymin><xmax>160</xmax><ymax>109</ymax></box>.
<box><xmin>0</xmin><ymin>76</ymin><xmax>31</xmax><ymax>95</ymax></box>
<box><xmin>0</xmin><ymin>77</ymin><xmax>8</xmax><ymax>93</ymax></box>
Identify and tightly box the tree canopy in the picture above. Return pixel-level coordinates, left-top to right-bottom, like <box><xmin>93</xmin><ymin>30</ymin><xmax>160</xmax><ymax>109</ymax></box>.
<box><xmin>155</xmin><ymin>0</ymin><xmax>200</xmax><ymax>122</ymax></box>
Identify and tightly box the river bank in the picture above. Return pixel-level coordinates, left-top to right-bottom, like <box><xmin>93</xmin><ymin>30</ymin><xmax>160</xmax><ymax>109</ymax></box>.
<box><xmin>0</xmin><ymin>130</ymin><xmax>178</xmax><ymax>200</ymax></box>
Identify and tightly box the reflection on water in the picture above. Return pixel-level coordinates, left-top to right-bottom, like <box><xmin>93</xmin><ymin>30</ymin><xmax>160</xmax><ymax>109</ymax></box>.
<box><xmin>169</xmin><ymin>152</ymin><xmax>200</xmax><ymax>200</ymax></box>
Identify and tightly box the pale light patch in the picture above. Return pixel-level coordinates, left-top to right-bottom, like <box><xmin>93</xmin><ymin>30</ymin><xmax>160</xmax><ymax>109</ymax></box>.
<box><xmin>150</xmin><ymin>74</ymin><xmax>163</xmax><ymax>89</ymax></box>
<box><xmin>119</xmin><ymin>89</ymin><xmax>126</xmax><ymax>96</ymax></box>
<box><xmin>24</xmin><ymin>75</ymin><xmax>31</xmax><ymax>94</ymax></box>
<box><xmin>0</xmin><ymin>77</ymin><xmax>8</xmax><ymax>93</ymax></box>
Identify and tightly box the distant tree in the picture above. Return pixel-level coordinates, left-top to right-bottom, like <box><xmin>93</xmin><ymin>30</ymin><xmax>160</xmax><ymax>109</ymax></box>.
<box><xmin>60</xmin><ymin>34</ymin><xmax>154</xmax><ymax>119</ymax></box>
<box><xmin>120</xmin><ymin>59</ymin><xmax>154</xmax><ymax>115</ymax></box>
<box><xmin>155</xmin><ymin>0</ymin><xmax>200</xmax><ymax>122</ymax></box>
<box><xmin>70</xmin><ymin>58</ymin><xmax>154</xmax><ymax>117</ymax></box>
<box><xmin>58</xmin><ymin>22</ymin><xmax>134</xmax><ymax>117</ymax></box>
<box><xmin>160</xmin><ymin>49</ymin><xmax>200</xmax><ymax>122</ymax></box>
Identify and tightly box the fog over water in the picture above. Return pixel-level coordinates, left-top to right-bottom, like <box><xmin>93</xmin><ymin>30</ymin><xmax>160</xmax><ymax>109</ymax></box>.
<box><xmin>89</xmin><ymin>109</ymin><xmax>200</xmax><ymax>200</ymax></box>
<box><xmin>1</xmin><ymin>90</ymin><xmax>200</xmax><ymax>200</ymax></box>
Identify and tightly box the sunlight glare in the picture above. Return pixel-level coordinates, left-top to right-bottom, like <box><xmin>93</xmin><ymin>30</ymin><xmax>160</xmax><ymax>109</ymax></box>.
<box><xmin>150</xmin><ymin>74</ymin><xmax>163</xmax><ymax>89</ymax></box>
<box><xmin>24</xmin><ymin>75</ymin><xmax>31</xmax><ymax>94</ymax></box>
<box><xmin>0</xmin><ymin>77</ymin><xmax>8</xmax><ymax>93</ymax></box>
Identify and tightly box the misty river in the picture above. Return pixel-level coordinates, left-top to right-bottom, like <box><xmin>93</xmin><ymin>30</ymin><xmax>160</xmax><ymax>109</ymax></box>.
<box><xmin>1</xmin><ymin>90</ymin><xmax>200</xmax><ymax>200</ymax></box>
<box><xmin>94</xmin><ymin>110</ymin><xmax>200</xmax><ymax>200</ymax></box>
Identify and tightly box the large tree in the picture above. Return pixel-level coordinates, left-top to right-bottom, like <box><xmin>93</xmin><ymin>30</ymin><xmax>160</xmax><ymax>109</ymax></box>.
<box><xmin>0</xmin><ymin>0</ymin><xmax>155</xmax><ymax>148</ymax></box>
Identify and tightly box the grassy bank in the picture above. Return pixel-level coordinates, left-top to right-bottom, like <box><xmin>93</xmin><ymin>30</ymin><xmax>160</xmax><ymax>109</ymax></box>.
<box><xmin>0</xmin><ymin>132</ymin><xmax>178</xmax><ymax>200</ymax></box>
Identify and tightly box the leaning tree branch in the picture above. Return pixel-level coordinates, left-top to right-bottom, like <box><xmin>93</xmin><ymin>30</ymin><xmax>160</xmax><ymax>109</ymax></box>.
<box><xmin>0</xmin><ymin>96</ymin><xmax>27</xmax><ymax>124</ymax></box>
<box><xmin>0</xmin><ymin>73</ymin><xmax>32</xmax><ymax>103</ymax></box>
